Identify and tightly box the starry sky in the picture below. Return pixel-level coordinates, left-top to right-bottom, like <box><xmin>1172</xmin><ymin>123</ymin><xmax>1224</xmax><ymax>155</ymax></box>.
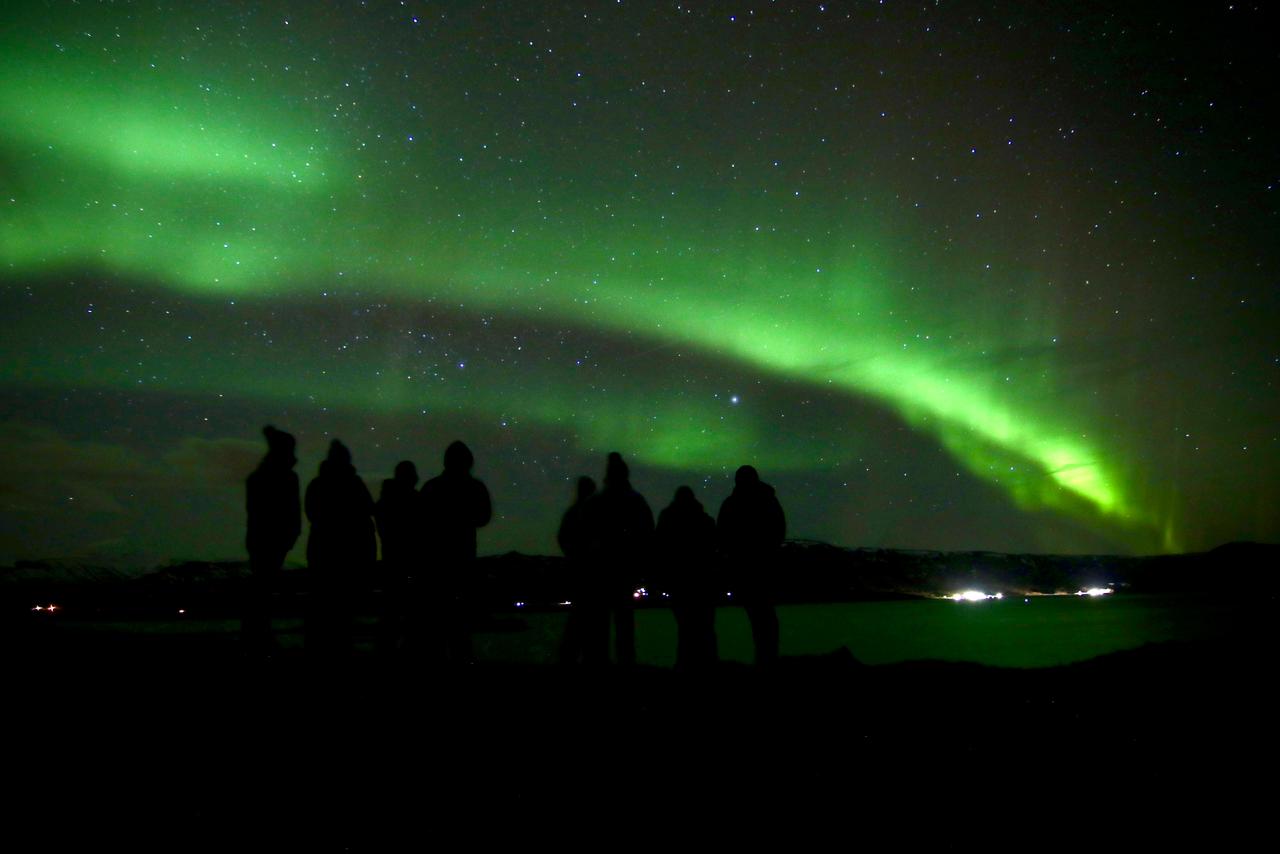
<box><xmin>2</xmin><ymin>1</ymin><xmax>1277</xmax><ymax>567</ymax></box>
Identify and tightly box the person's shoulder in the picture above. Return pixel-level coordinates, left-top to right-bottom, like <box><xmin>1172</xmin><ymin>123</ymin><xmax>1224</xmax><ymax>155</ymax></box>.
<box><xmin>467</xmin><ymin>477</ymin><xmax>491</xmax><ymax>509</ymax></box>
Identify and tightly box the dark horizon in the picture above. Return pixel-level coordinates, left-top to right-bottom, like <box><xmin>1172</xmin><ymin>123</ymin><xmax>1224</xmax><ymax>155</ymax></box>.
<box><xmin>8</xmin><ymin>529</ymin><xmax>1276</xmax><ymax>576</ymax></box>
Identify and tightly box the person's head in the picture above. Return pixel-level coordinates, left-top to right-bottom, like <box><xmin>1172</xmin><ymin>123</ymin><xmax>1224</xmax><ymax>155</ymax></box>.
<box><xmin>443</xmin><ymin>440</ymin><xmax>474</xmax><ymax>473</ymax></box>
<box><xmin>734</xmin><ymin>465</ymin><xmax>760</xmax><ymax>489</ymax></box>
<box><xmin>673</xmin><ymin>485</ymin><xmax>697</xmax><ymax>506</ymax></box>
<box><xmin>576</xmin><ymin>476</ymin><xmax>597</xmax><ymax>503</ymax></box>
<box><xmin>394</xmin><ymin>460</ymin><xmax>419</xmax><ymax>485</ymax></box>
<box><xmin>262</xmin><ymin>425</ymin><xmax>296</xmax><ymax>466</ymax></box>
<box><xmin>326</xmin><ymin>439</ymin><xmax>353</xmax><ymax>470</ymax></box>
<box><xmin>604</xmin><ymin>451</ymin><xmax>629</xmax><ymax>487</ymax></box>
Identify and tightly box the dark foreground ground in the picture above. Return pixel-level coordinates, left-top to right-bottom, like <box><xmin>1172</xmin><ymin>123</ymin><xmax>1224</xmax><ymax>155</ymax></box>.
<box><xmin>4</xmin><ymin>617</ymin><xmax>1276</xmax><ymax>847</ymax></box>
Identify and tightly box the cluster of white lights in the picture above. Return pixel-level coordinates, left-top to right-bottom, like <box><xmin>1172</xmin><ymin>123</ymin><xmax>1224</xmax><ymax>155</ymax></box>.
<box><xmin>31</xmin><ymin>603</ymin><xmax>59</xmax><ymax>612</ymax></box>
<box><xmin>1075</xmin><ymin>587</ymin><xmax>1113</xmax><ymax>597</ymax></box>
<box><xmin>950</xmin><ymin>590</ymin><xmax>1004</xmax><ymax>602</ymax></box>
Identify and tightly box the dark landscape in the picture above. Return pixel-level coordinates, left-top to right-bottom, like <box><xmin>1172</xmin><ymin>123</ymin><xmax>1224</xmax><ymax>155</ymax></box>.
<box><xmin>6</xmin><ymin>542</ymin><xmax>1276</xmax><ymax>841</ymax></box>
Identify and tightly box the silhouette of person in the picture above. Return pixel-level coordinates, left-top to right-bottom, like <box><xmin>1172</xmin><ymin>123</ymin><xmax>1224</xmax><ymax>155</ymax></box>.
<box><xmin>556</xmin><ymin>476</ymin><xmax>597</xmax><ymax>665</ymax></box>
<box><xmin>717</xmin><ymin>465</ymin><xmax>785</xmax><ymax>665</ymax></box>
<box><xmin>656</xmin><ymin>486</ymin><xmax>719</xmax><ymax>670</ymax></box>
<box><xmin>375</xmin><ymin>460</ymin><xmax>419</xmax><ymax>653</ymax></box>
<box><xmin>581</xmin><ymin>452</ymin><xmax>654</xmax><ymax>666</ymax></box>
<box><xmin>418</xmin><ymin>440</ymin><xmax>491</xmax><ymax>663</ymax></box>
<box><xmin>304</xmin><ymin>440</ymin><xmax>376</xmax><ymax>658</ymax></box>
<box><xmin>242</xmin><ymin>425</ymin><xmax>301</xmax><ymax>655</ymax></box>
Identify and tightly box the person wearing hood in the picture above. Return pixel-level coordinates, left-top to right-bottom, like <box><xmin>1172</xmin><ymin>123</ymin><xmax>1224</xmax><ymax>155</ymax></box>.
<box><xmin>419</xmin><ymin>440</ymin><xmax>492</xmax><ymax>662</ymax></box>
<box><xmin>655</xmin><ymin>485</ymin><xmax>719</xmax><ymax>669</ymax></box>
<box><xmin>581</xmin><ymin>452</ymin><xmax>654</xmax><ymax>666</ymax></box>
<box><xmin>717</xmin><ymin>465</ymin><xmax>786</xmax><ymax>665</ymax></box>
<box><xmin>304</xmin><ymin>439</ymin><xmax>376</xmax><ymax>657</ymax></box>
<box><xmin>243</xmin><ymin>425</ymin><xmax>301</xmax><ymax>654</ymax></box>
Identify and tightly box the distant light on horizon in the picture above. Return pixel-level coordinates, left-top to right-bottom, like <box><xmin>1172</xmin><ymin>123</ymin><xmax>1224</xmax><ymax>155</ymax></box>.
<box><xmin>951</xmin><ymin>590</ymin><xmax>1003</xmax><ymax>602</ymax></box>
<box><xmin>1076</xmin><ymin>587</ymin><xmax>1114</xmax><ymax>597</ymax></box>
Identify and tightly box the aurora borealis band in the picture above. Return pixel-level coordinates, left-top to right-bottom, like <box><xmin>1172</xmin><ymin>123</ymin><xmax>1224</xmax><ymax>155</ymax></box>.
<box><xmin>2</xmin><ymin>1</ymin><xmax>1277</xmax><ymax>566</ymax></box>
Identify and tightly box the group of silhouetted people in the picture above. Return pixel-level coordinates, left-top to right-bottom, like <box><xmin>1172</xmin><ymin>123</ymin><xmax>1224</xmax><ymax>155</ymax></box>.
<box><xmin>557</xmin><ymin>453</ymin><xmax>786</xmax><ymax>668</ymax></box>
<box><xmin>243</xmin><ymin>426</ymin><xmax>490</xmax><ymax>660</ymax></box>
<box><xmin>242</xmin><ymin>425</ymin><xmax>786</xmax><ymax>668</ymax></box>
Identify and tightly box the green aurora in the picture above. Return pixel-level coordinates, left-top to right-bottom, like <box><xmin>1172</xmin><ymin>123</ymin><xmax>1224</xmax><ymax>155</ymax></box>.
<box><xmin>4</xmin><ymin>3</ymin><xmax>1277</xmax><ymax>560</ymax></box>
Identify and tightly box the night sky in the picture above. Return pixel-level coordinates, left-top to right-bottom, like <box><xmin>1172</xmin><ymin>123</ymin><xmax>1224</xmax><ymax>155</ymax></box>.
<box><xmin>2</xmin><ymin>1</ymin><xmax>1277</xmax><ymax>567</ymax></box>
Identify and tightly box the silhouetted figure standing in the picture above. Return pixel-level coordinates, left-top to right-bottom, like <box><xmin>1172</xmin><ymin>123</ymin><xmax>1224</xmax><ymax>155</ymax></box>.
<box><xmin>656</xmin><ymin>486</ymin><xmax>719</xmax><ymax>670</ymax></box>
<box><xmin>556</xmin><ymin>476</ymin><xmax>597</xmax><ymax>664</ymax></box>
<box><xmin>242</xmin><ymin>425</ymin><xmax>301</xmax><ymax>655</ymax></box>
<box><xmin>582</xmin><ymin>452</ymin><xmax>654</xmax><ymax>666</ymax></box>
<box><xmin>718</xmin><ymin>465</ymin><xmax>785</xmax><ymax>665</ymax></box>
<box><xmin>375</xmin><ymin>461</ymin><xmax>419</xmax><ymax>653</ymax></box>
<box><xmin>419</xmin><ymin>441</ymin><xmax>492</xmax><ymax>663</ymax></box>
<box><xmin>305</xmin><ymin>440</ymin><xmax>376</xmax><ymax>658</ymax></box>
